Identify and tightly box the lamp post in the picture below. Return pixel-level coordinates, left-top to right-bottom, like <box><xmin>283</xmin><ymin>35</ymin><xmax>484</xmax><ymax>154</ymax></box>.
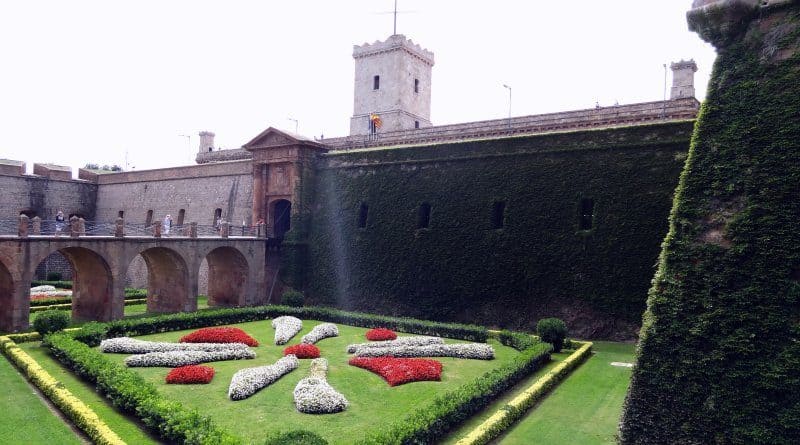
<box><xmin>502</xmin><ymin>84</ymin><xmax>512</xmax><ymax>129</ymax></box>
<box><xmin>287</xmin><ymin>117</ymin><xmax>299</xmax><ymax>134</ymax></box>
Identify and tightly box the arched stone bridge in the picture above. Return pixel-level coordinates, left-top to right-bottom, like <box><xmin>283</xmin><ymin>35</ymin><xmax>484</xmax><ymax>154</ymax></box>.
<box><xmin>0</xmin><ymin>235</ymin><xmax>267</xmax><ymax>332</ymax></box>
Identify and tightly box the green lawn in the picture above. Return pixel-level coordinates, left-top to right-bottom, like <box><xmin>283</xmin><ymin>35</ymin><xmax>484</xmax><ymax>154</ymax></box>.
<box><xmin>98</xmin><ymin>320</ymin><xmax>522</xmax><ymax>444</ymax></box>
<box><xmin>495</xmin><ymin>341</ymin><xmax>635</xmax><ymax>444</ymax></box>
<box><xmin>0</xmin><ymin>351</ymin><xmax>83</xmax><ymax>445</ymax></box>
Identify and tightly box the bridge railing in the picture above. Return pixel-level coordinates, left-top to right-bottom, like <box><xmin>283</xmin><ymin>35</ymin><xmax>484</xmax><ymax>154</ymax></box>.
<box><xmin>1</xmin><ymin>218</ymin><xmax>269</xmax><ymax>239</ymax></box>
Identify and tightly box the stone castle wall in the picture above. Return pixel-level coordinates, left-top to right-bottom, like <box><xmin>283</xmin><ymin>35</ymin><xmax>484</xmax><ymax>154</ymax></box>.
<box><xmin>0</xmin><ymin>166</ymin><xmax>97</xmax><ymax>222</ymax></box>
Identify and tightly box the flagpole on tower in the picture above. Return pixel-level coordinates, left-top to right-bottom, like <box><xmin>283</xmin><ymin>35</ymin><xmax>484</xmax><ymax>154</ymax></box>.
<box><xmin>393</xmin><ymin>0</ymin><xmax>398</xmax><ymax>35</ymax></box>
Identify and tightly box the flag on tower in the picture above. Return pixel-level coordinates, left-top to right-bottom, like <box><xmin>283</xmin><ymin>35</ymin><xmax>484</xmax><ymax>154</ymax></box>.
<box><xmin>370</xmin><ymin>113</ymin><xmax>383</xmax><ymax>129</ymax></box>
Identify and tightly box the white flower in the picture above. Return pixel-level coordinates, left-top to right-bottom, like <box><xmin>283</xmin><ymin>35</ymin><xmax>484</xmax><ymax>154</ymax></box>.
<box><xmin>346</xmin><ymin>336</ymin><xmax>444</xmax><ymax>353</ymax></box>
<box><xmin>228</xmin><ymin>355</ymin><xmax>299</xmax><ymax>400</ymax></box>
<box><xmin>293</xmin><ymin>358</ymin><xmax>348</xmax><ymax>414</ymax></box>
<box><xmin>272</xmin><ymin>316</ymin><xmax>303</xmax><ymax>345</ymax></box>
<box><xmin>352</xmin><ymin>342</ymin><xmax>495</xmax><ymax>360</ymax></box>
<box><xmin>31</xmin><ymin>285</ymin><xmax>57</xmax><ymax>292</ymax></box>
<box><xmin>125</xmin><ymin>347</ymin><xmax>256</xmax><ymax>367</ymax></box>
<box><xmin>301</xmin><ymin>323</ymin><xmax>339</xmax><ymax>344</ymax></box>
<box><xmin>100</xmin><ymin>337</ymin><xmax>251</xmax><ymax>354</ymax></box>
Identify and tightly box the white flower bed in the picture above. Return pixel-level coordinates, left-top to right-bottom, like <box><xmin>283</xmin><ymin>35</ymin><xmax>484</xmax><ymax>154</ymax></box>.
<box><xmin>346</xmin><ymin>336</ymin><xmax>445</xmax><ymax>354</ymax></box>
<box><xmin>100</xmin><ymin>337</ymin><xmax>251</xmax><ymax>354</ymax></box>
<box><xmin>125</xmin><ymin>347</ymin><xmax>256</xmax><ymax>367</ymax></box>
<box><xmin>272</xmin><ymin>316</ymin><xmax>303</xmax><ymax>345</ymax></box>
<box><xmin>228</xmin><ymin>355</ymin><xmax>299</xmax><ymax>401</ymax></box>
<box><xmin>301</xmin><ymin>323</ymin><xmax>339</xmax><ymax>344</ymax></box>
<box><xmin>31</xmin><ymin>285</ymin><xmax>57</xmax><ymax>292</ymax></box>
<box><xmin>352</xmin><ymin>343</ymin><xmax>495</xmax><ymax>360</ymax></box>
<box><xmin>293</xmin><ymin>358</ymin><xmax>348</xmax><ymax>414</ymax></box>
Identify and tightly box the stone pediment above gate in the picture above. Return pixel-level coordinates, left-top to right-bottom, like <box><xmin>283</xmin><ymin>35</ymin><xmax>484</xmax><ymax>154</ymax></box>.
<box><xmin>243</xmin><ymin>127</ymin><xmax>327</xmax><ymax>163</ymax></box>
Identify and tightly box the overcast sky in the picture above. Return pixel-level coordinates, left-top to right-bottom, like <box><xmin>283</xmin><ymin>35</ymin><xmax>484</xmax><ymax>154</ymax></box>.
<box><xmin>0</xmin><ymin>0</ymin><xmax>715</xmax><ymax>174</ymax></box>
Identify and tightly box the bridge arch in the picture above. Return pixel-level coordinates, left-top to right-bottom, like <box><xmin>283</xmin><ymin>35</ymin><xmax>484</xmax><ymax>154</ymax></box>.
<box><xmin>56</xmin><ymin>247</ymin><xmax>114</xmax><ymax>322</ymax></box>
<box><xmin>0</xmin><ymin>259</ymin><xmax>14</xmax><ymax>330</ymax></box>
<box><xmin>138</xmin><ymin>247</ymin><xmax>191</xmax><ymax>314</ymax></box>
<box><xmin>205</xmin><ymin>246</ymin><xmax>249</xmax><ymax>307</ymax></box>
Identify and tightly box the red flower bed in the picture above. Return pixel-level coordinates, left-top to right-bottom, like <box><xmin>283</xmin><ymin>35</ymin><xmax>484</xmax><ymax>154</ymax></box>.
<box><xmin>283</xmin><ymin>343</ymin><xmax>321</xmax><ymax>359</ymax></box>
<box><xmin>179</xmin><ymin>327</ymin><xmax>259</xmax><ymax>346</ymax></box>
<box><xmin>348</xmin><ymin>356</ymin><xmax>442</xmax><ymax>386</ymax></box>
<box><xmin>365</xmin><ymin>328</ymin><xmax>397</xmax><ymax>341</ymax></box>
<box><xmin>166</xmin><ymin>365</ymin><xmax>215</xmax><ymax>384</ymax></box>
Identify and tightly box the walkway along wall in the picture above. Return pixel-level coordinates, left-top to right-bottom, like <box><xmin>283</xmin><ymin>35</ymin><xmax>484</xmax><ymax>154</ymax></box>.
<box><xmin>0</xmin><ymin>235</ymin><xmax>267</xmax><ymax>332</ymax></box>
<box><xmin>303</xmin><ymin>121</ymin><xmax>695</xmax><ymax>338</ymax></box>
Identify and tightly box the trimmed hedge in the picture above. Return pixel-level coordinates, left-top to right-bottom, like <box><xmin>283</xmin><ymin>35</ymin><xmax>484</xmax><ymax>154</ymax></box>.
<box><xmin>621</xmin><ymin>3</ymin><xmax>800</xmax><ymax>444</ymax></box>
<box><xmin>0</xmin><ymin>336</ymin><xmax>125</xmax><ymax>445</ymax></box>
<box><xmin>264</xmin><ymin>430</ymin><xmax>328</xmax><ymax>445</ymax></box>
<box><xmin>33</xmin><ymin>310</ymin><xmax>69</xmax><ymax>334</ymax></box>
<box><xmin>31</xmin><ymin>280</ymin><xmax>73</xmax><ymax>289</ymax></box>
<box><xmin>69</xmin><ymin>305</ymin><xmax>488</xmax><ymax>347</ymax></box>
<box><xmin>30</xmin><ymin>298</ymin><xmax>147</xmax><ymax>313</ymax></box>
<box><xmin>456</xmin><ymin>342</ymin><xmax>593</xmax><ymax>445</ymax></box>
<box><xmin>30</xmin><ymin>288</ymin><xmax>147</xmax><ymax>307</ymax></box>
<box><xmin>44</xmin><ymin>306</ymin><xmax>545</xmax><ymax>444</ymax></box>
<box><xmin>43</xmin><ymin>332</ymin><xmax>242</xmax><ymax>445</ymax></box>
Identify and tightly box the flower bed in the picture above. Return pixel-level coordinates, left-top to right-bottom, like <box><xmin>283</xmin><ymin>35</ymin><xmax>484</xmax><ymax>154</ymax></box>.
<box><xmin>352</xmin><ymin>343</ymin><xmax>495</xmax><ymax>360</ymax></box>
<box><xmin>179</xmin><ymin>327</ymin><xmax>259</xmax><ymax>346</ymax></box>
<box><xmin>301</xmin><ymin>323</ymin><xmax>339</xmax><ymax>344</ymax></box>
<box><xmin>100</xmin><ymin>337</ymin><xmax>252</xmax><ymax>354</ymax></box>
<box><xmin>346</xmin><ymin>336</ymin><xmax>444</xmax><ymax>353</ymax></box>
<box><xmin>349</xmin><ymin>356</ymin><xmax>443</xmax><ymax>386</ymax></box>
<box><xmin>228</xmin><ymin>355</ymin><xmax>299</xmax><ymax>401</ymax></box>
<box><xmin>294</xmin><ymin>358</ymin><xmax>349</xmax><ymax>414</ymax></box>
<box><xmin>272</xmin><ymin>316</ymin><xmax>303</xmax><ymax>345</ymax></box>
<box><xmin>284</xmin><ymin>343</ymin><xmax>321</xmax><ymax>359</ymax></box>
<box><xmin>366</xmin><ymin>328</ymin><xmax>397</xmax><ymax>341</ymax></box>
<box><xmin>166</xmin><ymin>365</ymin><xmax>215</xmax><ymax>384</ymax></box>
<box><xmin>125</xmin><ymin>347</ymin><xmax>256</xmax><ymax>367</ymax></box>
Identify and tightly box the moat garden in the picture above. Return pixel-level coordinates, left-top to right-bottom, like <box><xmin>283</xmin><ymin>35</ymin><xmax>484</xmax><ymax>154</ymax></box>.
<box><xmin>1</xmin><ymin>283</ymin><xmax>635</xmax><ymax>444</ymax></box>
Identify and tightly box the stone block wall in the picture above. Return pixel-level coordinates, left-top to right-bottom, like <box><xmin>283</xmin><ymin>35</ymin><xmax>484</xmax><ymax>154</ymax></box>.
<box><xmin>0</xmin><ymin>168</ymin><xmax>97</xmax><ymax>222</ymax></box>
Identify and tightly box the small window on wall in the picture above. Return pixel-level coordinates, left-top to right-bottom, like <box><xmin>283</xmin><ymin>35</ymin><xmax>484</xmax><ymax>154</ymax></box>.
<box><xmin>491</xmin><ymin>201</ymin><xmax>506</xmax><ymax>229</ymax></box>
<box><xmin>213</xmin><ymin>208</ymin><xmax>222</xmax><ymax>225</ymax></box>
<box><xmin>357</xmin><ymin>202</ymin><xmax>369</xmax><ymax>228</ymax></box>
<box><xmin>579</xmin><ymin>198</ymin><xmax>594</xmax><ymax>230</ymax></box>
<box><xmin>418</xmin><ymin>202</ymin><xmax>431</xmax><ymax>229</ymax></box>
<box><xmin>177</xmin><ymin>209</ymin><xmax>185</xmax><ymax>226</ymax></box>
<box><xmin>414</xmin><ymin>78</ymin><xmax>419</xmax><ymax>93</ymax></box>
<box><xmin>118</xmin><ymin>210</ymin><xmax>124</xmax><ymax>219</ymax></box>
<box><xmin>415</xmin><ymin>121</ymin><xmax>420</xmax><ymax>129</ymax></box>
<box><xmin>373</xmin><ymin>75</ymin><xmax>380</xmax><ymax>90</ymax></box>
<box><xmin>145</xmin><ymin>210</ymin><xmax>153</xmax><ymax>226</ymax></box>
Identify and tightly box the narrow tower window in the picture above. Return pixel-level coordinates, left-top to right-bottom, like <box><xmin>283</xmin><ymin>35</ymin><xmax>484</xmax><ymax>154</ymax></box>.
<box><xmin>213</xmin><ymin>208</ymin><xmax>222</xmax><ymax>225</ymax></box>
<box><xmin>579</xmin><ymin>198</ymin><xmax>595</xmax><ymax>230</ymax></box>
<box><xmin>145</xmin><ymin>210</ymin><xmax>153</xmax><ymax>227</ymax></box>
<box><xmin>491</xmin><ymin>201</ymin><xmax>506</xmax><ymax>229</ymax></box>
<box><xmin>418</xmin><ymin>202</ymin><xmax>431</xmax><ymax>229</ymax></box>
<box><xmin>415</xmin><ymin>121</ymin><xmax>420</xmax><ymax>129</ymax></box>
<box><xmin>177</xmin><ymin>209</ymin><xmax>185</xmax><ymax>226</ymax></box>
<box><xmin>357</xmin><ymin>202</ymin><xmax>369</xmax><ymax>228</ymax></box>
<box><xmin>373</xmin><ymin>75</ymin><xmax>380</xmax><ymax>90</ymax></box>
<box><xmin>117</xmin><ymin>210</ymin><xmax>124</xmax><ymax>219</ymax></box>
<box><xmin>414</xmin><ymin>78</ymin><xmax>419</xmax><ymax>93</ymax></box>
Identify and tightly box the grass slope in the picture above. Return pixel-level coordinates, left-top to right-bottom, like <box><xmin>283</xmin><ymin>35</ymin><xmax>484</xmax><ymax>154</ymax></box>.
<box><xmin>0</xmin><ymin>352</ymin><xmax>83</xmax><ymax>445</ymax></box>
<box><xmin>497</xmin><ymin>341</ymin><xmax>635</xmax><ymax>444</ymax></box>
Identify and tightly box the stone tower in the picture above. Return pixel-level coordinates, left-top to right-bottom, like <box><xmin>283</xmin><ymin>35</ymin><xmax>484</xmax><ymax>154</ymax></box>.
<box><xmin>199</xmin><ymin>131</ymin><xmax>215</xmax><ymax>153</ymax></box>
<box><xmin>350</xmin><ymin>34</ymin><xmax>435</xmax><ymax>136</ymax></box>
<box><xmin>670</xmin><ymin>59</ymin><xmax>698</xmax><ymax>99</ymax></box>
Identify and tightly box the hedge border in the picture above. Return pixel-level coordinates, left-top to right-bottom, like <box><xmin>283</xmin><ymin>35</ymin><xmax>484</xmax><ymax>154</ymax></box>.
<box><xmin>30</xmin><ymin>299</ymin><xmax>147</xmax><ymax>313</ymax></box>
<box><xmin>0</xmin><ymin>335</ymin><xmax>126</xmax><ymax>445</ymax></box>
<box><xmin>41</xmin><ymin>306</ymin><xmax>556</xmax><ymax>444</ymax></box>
<box><xmin>454</xmin><ymin>341</ymin><xmax>593</xmax><ymax>445</ymax></box>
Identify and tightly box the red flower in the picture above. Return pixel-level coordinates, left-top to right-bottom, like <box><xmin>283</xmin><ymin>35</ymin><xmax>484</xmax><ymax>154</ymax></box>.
<box><xmin>365</xmin><ymin>328</ymin><xmax>397</xmax><ymax>341</ymax></box>
<box><xmin>283</xmin><ymin>343</ymin><xmax>321</xmax><ymax>359</ymax></box>
<box><xmin>179</xmin><ymin>327</ymin><xmax>259</xmax><ymax>346</ymax></box>
<box><xmin>166</xmin><ymin>365</ymin><xmax>215</xmax><ymax>384</ymax></box>
<box><xmin>349</xmin><ymin>356</ymin><xmax>442</xmax><ymax>386</ymax></box>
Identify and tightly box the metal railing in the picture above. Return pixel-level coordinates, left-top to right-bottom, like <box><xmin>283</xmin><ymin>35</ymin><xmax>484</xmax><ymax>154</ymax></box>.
<box><xmin>1</xmin><ymin>218</ymin><xmax>269</xmax><ymax>239</ymax></box>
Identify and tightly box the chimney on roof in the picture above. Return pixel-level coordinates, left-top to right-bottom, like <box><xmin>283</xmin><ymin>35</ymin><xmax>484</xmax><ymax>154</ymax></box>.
<box><xmin>198</xmin><ymin>131</ymin><xmax>216</xmax><ymax>153</ymax></box>
<box><xmin>670</xmin><ymin>59</ymin><xmax>698</xmax><ymax>100</ymax></box>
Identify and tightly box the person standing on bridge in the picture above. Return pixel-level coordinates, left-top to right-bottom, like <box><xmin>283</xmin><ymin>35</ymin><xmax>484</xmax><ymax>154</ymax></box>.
<box><xmin>55</xmin><ymin>210</ymin><xmax>65</xmax><ymax>234</ymax></box>
<box><xmin>163</xmin><ymin>214</ymin><xmax>172</xmax><ymax>236</ymax></box>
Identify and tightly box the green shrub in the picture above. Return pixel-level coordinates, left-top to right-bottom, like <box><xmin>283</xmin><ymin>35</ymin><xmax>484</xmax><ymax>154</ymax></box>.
<box><xmin>264</xmin><ymin>430</ymin><xmax>328</xmax><ymax>445</ymax></box>
<box><xmin>281</xmin><ymin>289</ymin><xmax>305</xmax><ymax>307</ymax></box>
<box><xmin>536</xmin><ymin>318</ymin><xmax>567</xmax><ymax>352</ymax></box>
<box><xmin>498</xmin><ymin>330</ymin><xmax>540</xmax><ymax>351</ymax></box>
<box><xmin>31</xmin><ymin>280</ymin><xmax>72</xmax><ymax>289</ymax></box>
<box><xmin>33</xmin><ymin>310</ymin><xmax>70</xmax><ymax>334</ymax></box>
<box><xmin>46</xmin><ymin>272</ymin><xmax>62</xmax><ymax>281</ymax></box>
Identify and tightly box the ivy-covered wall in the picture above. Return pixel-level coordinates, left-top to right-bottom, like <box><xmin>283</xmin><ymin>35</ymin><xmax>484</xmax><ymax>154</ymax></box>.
<box><xmin>304</xmin><ymin>121</ymin><xmax>694</xmax><ymax>338</ymax></box>
<box><xmin>620</xmin><ymin>2</ymin><xmax>800</xmax><ymax>443</ymax></box>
